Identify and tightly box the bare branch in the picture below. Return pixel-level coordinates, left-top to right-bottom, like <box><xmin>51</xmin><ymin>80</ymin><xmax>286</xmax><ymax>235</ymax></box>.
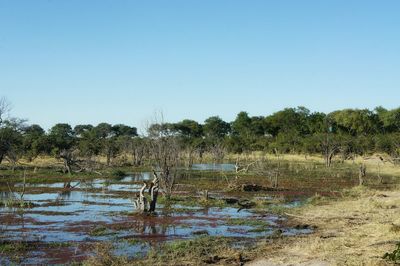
<box><xmin>0</xmin><ymin>97</ymin><xmax>11</xmax><ymax>125</ymax></box>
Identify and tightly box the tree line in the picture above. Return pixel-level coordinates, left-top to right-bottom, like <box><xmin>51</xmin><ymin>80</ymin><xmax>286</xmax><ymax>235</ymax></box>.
<box><xmin>1</xmin><ymin>97</ymin><xmax>400</xmax><ymax>171</ymax></box>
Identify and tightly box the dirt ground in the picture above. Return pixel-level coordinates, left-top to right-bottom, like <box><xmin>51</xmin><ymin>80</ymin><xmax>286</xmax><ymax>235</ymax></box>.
<box><xmin>247</xmin><ymin>186</ymin><xmax>400</xmax><ymax>266</ymax></box>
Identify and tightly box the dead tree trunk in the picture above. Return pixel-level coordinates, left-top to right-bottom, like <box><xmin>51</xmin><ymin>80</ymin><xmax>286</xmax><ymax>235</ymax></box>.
<box><xmin>60</xmin><ymin>150</ymin><xmax>73</xmax><ymax>175</ymax></box>
<box><xmin>135</xmin><ymin>182</ymin><xmax>148</xmax><ymax>213</ymax></box>
<box><xmin>272</xmin><ymin>171</ymin><xmax>279</xmax><ymax>188</ymax></box>
<box><xmin>271</xmin><ymin>155</ymin><xmax>281</xmax><ymax>188</ymax></box>
<box><xmin>203</xmin><ymin>190</ymin><xmax>209</xmax><ymax>201</ymax></box>
<box><xmin>149</xmin><ymin>171</ymin><xmax>159</xmax><ymax>213</ymax></box>
<box><xmin>106</xmin><ymin>151</ymin><xmax>111</xmax><ymax>166</ymax></box>
<box><xmin>132</xmin><ymin>148</ymin><xmax>144</xmax><ymax>166</ymax></box>
<box><xmin>187</xmin><ymin>148</ymin><xmax>195</xmax><ymax>169</ymax></box>
<box><xmin>63</xmin><ymin>182</ymin><xmax>72</xmax><ymax>189</ymax></box>
<box><xmin>359</xmin><ymin>163</ymin><xmax>366</xmax><ymax>186</ymax></box>
<box><xmin>325</xmin><ymin>149</ymin><xmax>336</xmax><ymax>168</ymax></box>
<box><xmin>134</xmin><ymin>172</ymin><xmax>160</xmax><ymax>213</ymax></box>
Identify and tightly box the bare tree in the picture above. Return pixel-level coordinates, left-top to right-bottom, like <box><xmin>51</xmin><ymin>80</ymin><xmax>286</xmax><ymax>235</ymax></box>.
<box><xmin>148</xmin><ymin>170</ymin><xmax>159</xmax><ymax>212</ymax></box>
<box><xmin>0</xmin><ymin>97</ymin><xmax>11</xmax><ymax>126</ymax></box>
<box><xmin>316</xmin><ymin>132</ymin><xmax>348</xmax><ymax>168</ymax></box>
<box><xmin>234</xmin><ymin>156</ymin><xmax>259</xmax><ymax>176</ymax></box>
<box><xmin>149</xmin><ymin>135</ymin><xmax>181</xmax><ymax>199</ymax></box>
<box><xmin>133</xmin><ymin>169</ymin><xmax>160</xmax><ymax>213</ymax></box>
<box><xmin>134</xmin><ymin>182</ymin><xmax>148</xmax><ymax>212</ymax></box>
<box><xmin>390</xmin><ymin>137</ymin><xmax>400</xmax><ymax>165</ymax></box>
<box><xmin>252</xmin><ymin>154</ymin><xmax>281</xmax><ymax>189</ymax></box>
<box><xmin>183</xmin><ymin>143</ymin><xmax>204</xmax><ymax>169</ymax></box>
<box><xmin>59</xmin><ymin>149</ymin><xmax>77</xmax><ymax>175</ymax></box>
<box><xmin>130</xmin><ymin>137</ymin><xmax>148</xmax><ymax>167</ymax></box>
<box><xmin>146</xmin><ymin>112</ymin><xmax>182</xmax><ymax>199</ymax></box>
<box><xmin>322</xmin><ymin>135</ymin><xmax>340</xmax><ymax>168</ymax></box>
<box><xmin>0</xmin><ymin>97</ymin><xmax>12</xmax><ymax>164</ymax></box>
<box><xmin>58</xmin><ymin>147</ymin><xmax>93</xmax><ymax>175</ymax></box>
<box><xmin>209</xmin><ymin>142</ymin><xmax>226</xmax><ymax>164</ymax></box>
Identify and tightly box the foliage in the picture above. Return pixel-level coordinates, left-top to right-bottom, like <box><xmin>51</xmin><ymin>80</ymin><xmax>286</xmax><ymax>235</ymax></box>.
<box><xmin>1</xmin><ymin>95</ymin><xmax>400</xmax><ymax>170</ymax></box>
<box><xmin>383</xmin><ymin>242</ymin><xmax>400</xmax><ymax>263</ymax></box>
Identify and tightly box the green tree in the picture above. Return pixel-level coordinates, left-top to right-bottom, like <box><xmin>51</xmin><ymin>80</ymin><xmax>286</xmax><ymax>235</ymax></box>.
<box><xmin>329</xmin><ymin>109</ymin><xmax>379</xmax><ymax>136</ymax></box>
<box><xmin>48</xmin><ymin>123</ymin><xmax>76</xmax><ymax>173</ymax></box>
<box><xmin>376</xmin><ymin>107</ymin><xmax>400</xmax><ymax>133</ymax></box>
<box><xmin>112</xmin><ymin>124</ymin><xmax>138</xmax><ymax>137</ymax></box>
<box><xmin>171</xmin><ymin>119</ymin><xmax>205</xmax><ymax>166</ymax></box>
<box><xmin>0</xmin><ymin>122</ymin><xmax>23</xmax><ymax>166</ymax></box>
<box><xmin>22</xmin><ymin>124</ymin><xmax>48</xmax><ymax>161</ymax></box>
<box><xmin>203</xmin><ymin>116</ymin><xmax>230</xmax><ymax>139</ymax></box>
<box><xmin>76</xmin><ymin>125</ymin><xmax>102</xmax><ymax>158</ymax></box>
<box><xmin>93</xmin><ymin>123</ymin><xmax>117</xmax><ymax>166</ymax></box>
<box><xmin>48</xmin><ymin>123</ymin><xmax>75</xmax><ymax>154</ymax></box>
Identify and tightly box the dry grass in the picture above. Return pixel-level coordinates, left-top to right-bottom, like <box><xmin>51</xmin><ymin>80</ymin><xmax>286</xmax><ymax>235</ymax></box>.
<box><xmin>249</xmin><ymin>186</ymin><xmax>400</xmax><ymax>266</ymax></box>
<box><xmin>227</xmin><ymin>152</ymin><xmax>400</xmax><ymax>180</ymax></box>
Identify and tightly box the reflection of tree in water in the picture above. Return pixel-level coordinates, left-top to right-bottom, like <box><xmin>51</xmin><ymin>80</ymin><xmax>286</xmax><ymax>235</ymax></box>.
<box><xmin>202</xmin><ymin>207</ymin><xmax>210</xmax><ymax>216</ymax></box>
<box><xmin>57</xmin><ymin>190</ymin><xmax>71</xmax><ymax>200</ymax></box>
<box><xmin>55</xmin><ymin>182</ymin><xmax>72</xmax><ymax>201</ymax></box>
<box><xmin>131</xmin><ymin>172</ymin><xmax>152</xmax><ymax>182</ymax></box>
<box><xmin>56</xmin><ymin>181</ymin><xmax>83</xmax><ymax>201</ymax></box>
<box><xmin>17</xmin><ymin>210</ymin><xmax>27</xmax><ymax>242</ymax></box>
<box><xmin>130</xmin><ymin>218</ymin><xmax>170</xmax><ymax>236</ymax></box>
<box><xmin>0</xmin><ymin>193</ymin><xmax>28</xmax><ymax>242</ymax></box>
<box><xmin>0</xmin><ymin>191</ymin><xmax>15</xmax><ymax>201</ymax></box>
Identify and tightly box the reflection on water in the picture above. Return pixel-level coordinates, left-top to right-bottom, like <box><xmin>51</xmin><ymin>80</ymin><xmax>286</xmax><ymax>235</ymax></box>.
<box><xmin>0</xmin><ymin>166</ymin><xmax>311</xmax><ymax>264</ymax></box>
<box><xmin>120</xmin><ymin>172</ymin><xmax>152</xmax><ymax>182</ymax></box>
<box><xmin>192</xmin><ymin>163</ymin><xmax>235</xmax><ymax>171</ymax></box>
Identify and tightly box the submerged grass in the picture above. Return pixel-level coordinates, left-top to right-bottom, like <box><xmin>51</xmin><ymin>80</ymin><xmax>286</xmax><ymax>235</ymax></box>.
<box><xmin>0</xmin><ymin>241</ymin><xmax>30</xmax><ymax>253</ymax></box>
<box><xmin>89</xmin><ymin>226</ymin><xmax>115</xmax><ymax>237</ymax></box>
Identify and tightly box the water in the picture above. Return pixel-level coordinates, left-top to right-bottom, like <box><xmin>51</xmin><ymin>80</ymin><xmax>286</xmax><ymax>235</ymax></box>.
<box><xmin>191</xmin><ymin>163</ymin><xmax>236</xmax><ymax>171</ymax></box>
<box><xmin>0</xmin><ymin>166</ymin><xmax>311</xmax><ymax>264</ymax></box>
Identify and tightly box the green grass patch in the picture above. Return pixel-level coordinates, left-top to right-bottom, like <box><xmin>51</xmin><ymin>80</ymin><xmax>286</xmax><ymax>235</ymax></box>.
<box><xmin>46</xmin><ymin>242</ymin><xmax>72</xmax><ymax>248</ymax></box>
<box><xmin>0</xmin><ymin>199</ymin><xmax>36</xmax><ymax>208</ymax></box>
<box><xmin>124</xmin><ymin>238</ymin><xmax>147</xmax><ymax>246</ymax></box>
<box><xmin>0</xmin><ymin>241</ymin><xmax>30</xmax><ymax>253</ymax></box>
<box><xmin>89</xmin><ymin>226</ymin><xmax>114</xmax><ymax>237</ymax></box>
<box><xmin>145</xmin><ymin>236</ymin><xmax>234</xmax><ymax>264</ymax></box>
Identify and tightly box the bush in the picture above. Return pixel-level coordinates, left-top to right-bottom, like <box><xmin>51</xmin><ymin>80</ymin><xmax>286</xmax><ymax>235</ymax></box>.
<box><xmin>383</xmin><ymin>242</ymin><xmax>400</xmax><ymax>263</ymax></box>
<box><xmin>111</xmin><ymin>169</ymin><xmax>126</xmax><ymax>178</ymax></box>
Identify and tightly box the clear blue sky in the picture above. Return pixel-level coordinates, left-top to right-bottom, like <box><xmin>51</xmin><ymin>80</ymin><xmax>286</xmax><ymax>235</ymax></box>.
<box><xmin>1</xmin><ymin>0</ymin><xmax>399</xmax><ymax>130</ymax></box>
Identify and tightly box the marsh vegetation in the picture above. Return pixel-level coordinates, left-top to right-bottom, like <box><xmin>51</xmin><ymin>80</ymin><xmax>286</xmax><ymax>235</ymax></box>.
<box><xmin>1</xmin><ymin>98</ymin><xmax>400</xmax><ymax>265</ymax></box>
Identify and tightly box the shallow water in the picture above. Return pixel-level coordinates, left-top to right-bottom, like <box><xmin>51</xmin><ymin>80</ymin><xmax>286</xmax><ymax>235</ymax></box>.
<box><xmin>192</xmin><ymin>163</ymin><xmax>236</xmax><ymax>171</ymax></box>
<box><xmin>0</xmin><ymin>167</ymin><xmax>311</xmax><ymax>264</ymax></box>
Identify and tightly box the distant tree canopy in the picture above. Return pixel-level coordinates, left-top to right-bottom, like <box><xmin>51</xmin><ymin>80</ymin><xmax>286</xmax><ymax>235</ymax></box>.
<box><xmin>1</xmin><ymin>104</ymin><xmax>400</xmax><ymax>168</ymax></box>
